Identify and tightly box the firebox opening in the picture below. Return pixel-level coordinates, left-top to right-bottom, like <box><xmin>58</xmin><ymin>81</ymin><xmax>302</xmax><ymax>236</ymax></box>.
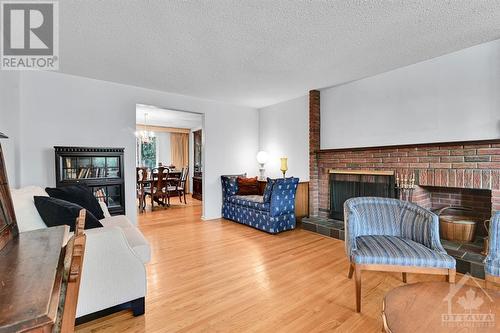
<box><xmin>416</xmin><ymin>185</ymin><xmax>492</xmax><ymax>236</ymax></box>
<box><xmin>329</xmin><ymin>170</ymin><xmax>396</xmax><ymax>220</ymax></box>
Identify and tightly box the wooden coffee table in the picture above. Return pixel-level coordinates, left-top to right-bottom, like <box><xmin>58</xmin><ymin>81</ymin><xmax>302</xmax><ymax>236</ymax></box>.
<box><xmin>382</xmin><ymin>281</ymin><xmax>500</xmax><ymax>333</ymax></box>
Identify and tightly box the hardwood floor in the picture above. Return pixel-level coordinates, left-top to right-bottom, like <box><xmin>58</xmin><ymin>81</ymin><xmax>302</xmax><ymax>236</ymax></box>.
<box><xmin>76</xmin><ymin>199</ymin><xmax>478</xmax><ymax>332</ymax></box>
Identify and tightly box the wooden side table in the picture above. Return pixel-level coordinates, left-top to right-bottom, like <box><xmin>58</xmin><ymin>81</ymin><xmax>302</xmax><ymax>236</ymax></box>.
<box><xmin>382</xmin><ymin>281</ymin><xmax>500</xmax><ymax>333</ymax></box>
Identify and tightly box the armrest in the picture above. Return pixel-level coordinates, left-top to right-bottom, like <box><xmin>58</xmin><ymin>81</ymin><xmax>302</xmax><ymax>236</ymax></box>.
<box><xmin>343</xmin><ymin>203</ymin><xmax>360</xmax><ymax>258</ymax></box>
<box><xmin>77</xmin><ymin>226</ymin><xmax>147</xmax><ymax>317</ymax></box>
<box><xmin>486</xmin><ymin>212</ymin><xmax>500</xmax><ymax>262</ymax></box>
<box><xmin>269</xmin><ymin>178</ymin><xmax>299</xmax><ymax>217</ymax></box>
<box><xmin>400</xmin><ymin>204</ymin><xmax>446</xmax><ymax>253</ymax></box>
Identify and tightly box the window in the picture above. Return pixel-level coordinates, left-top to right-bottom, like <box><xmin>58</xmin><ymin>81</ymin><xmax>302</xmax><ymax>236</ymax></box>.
<box><xmin>136</xmin><ymin>137</ymin><xmax>157</xmax><ymax>168</ymax></box>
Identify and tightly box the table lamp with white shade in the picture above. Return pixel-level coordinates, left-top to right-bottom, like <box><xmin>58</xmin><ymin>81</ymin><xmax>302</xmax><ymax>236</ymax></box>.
<box><xmin>256</xmin><ymin>151</ymin><xmax>268</xmax><ymax>180</ymax></box>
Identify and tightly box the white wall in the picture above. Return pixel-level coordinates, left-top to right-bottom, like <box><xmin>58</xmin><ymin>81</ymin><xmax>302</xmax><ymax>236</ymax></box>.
<box><xmin>321</xmin><ymin>39</ymin><xmax>500</xmax><ymax>149</ymax></box>
<box><xmin>258</xmin><ymin>95</ymin><xmax>309</xmax><ymax>181</ymax></box>
<box><xmin>16</xmin><ymin>71</ymin><xmax>259</xmax><ymax>222</ymax></box>
<box><xmin>0</xmin><ymin>72</ymin><xmax>21</xmax><ymax>187</ymax></box>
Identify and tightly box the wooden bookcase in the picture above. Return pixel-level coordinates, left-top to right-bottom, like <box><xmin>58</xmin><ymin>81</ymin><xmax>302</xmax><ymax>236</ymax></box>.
<box><xmin>55</xmin><ymin>146</ymin><xmax>125</xmax><ymax>215</ymax></box>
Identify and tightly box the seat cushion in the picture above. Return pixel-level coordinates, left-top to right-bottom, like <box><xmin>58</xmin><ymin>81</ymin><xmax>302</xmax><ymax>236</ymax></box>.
<box><xmin>352</xmin><ymin>235</ymin><xmax>455</xmax><ymax>269</ymax></box>
<box><xmin>100</xmin><ymin>215</ymin><xmax>151</xmax><ymax>263</ymax></box>
<box><xmin>228</xmin><ymin>195</ymin><xmax>270</xmax><ymax>211</ymax></box>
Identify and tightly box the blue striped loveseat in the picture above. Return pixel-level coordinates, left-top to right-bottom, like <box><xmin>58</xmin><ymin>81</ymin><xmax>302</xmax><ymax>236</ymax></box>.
<box><xmin>344</xmin><ymin>197</ymin><xmax>456</xmax><ymax>312</ymax></box>
<box><xmin>485</xmin><ymin>211</ymin><xmax>500</xmax><ymax>286</ymax></box>
<box><xmin>221</xmin><ymin>176</ymin><xmax>299</xmax><ymax>234</ymax></box>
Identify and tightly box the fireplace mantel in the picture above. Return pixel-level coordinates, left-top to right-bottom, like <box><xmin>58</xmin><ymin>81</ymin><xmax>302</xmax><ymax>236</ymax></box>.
<box><xmin>329</xmin><ymin>169</ymin><xmax>394</xmax><ymax>176</ymax></box>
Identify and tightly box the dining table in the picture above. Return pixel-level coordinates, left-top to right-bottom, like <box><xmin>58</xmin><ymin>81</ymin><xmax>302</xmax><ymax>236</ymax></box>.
<box><xmin>137</xmin><ymin>169</ymin><xmax>182</xmax><ymax>211</ymax></box>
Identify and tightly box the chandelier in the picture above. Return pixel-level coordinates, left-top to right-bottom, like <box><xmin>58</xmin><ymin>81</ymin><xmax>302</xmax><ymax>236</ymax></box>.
<box><xmin>135</xmin><ymin>112</ymin><xmax>155</xmax><ymax>143</ymax></box>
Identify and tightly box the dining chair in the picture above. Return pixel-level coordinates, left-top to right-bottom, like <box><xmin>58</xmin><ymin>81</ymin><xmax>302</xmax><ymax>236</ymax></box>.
<box><xmin>60</xmin><ymin>209</ymin><xmax>86</xmax><ymax>332</ymax></box>
<box><xmin>166</xmin><ymin>167</ymin><xmax>188</xmax><ymax>205</ymax></box>
<box><xmin>144</xmin><ymin>167</ymin><xmax>169</xmax><ymax>209</ymax></box>
<box><xmin>136</xmin><ymin>167</ymin><xmax>148</xmax><ymax>212</ymax></box>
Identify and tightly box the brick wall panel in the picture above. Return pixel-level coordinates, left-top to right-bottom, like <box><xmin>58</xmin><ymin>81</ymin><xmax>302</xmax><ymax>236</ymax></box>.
<box><xmin>408</xmin><ymin>150</ymin><xmax>429</xmax><ymax>157</ymax></box>
<box><xmin>492</xmin><ymin>171</ymin><xmax>500</xmax><ymax>190</ymax></box>
<box><xmin>456</xmin><ymin>170</ymin><xmax>465</xmax><ymax>188</ymax></box>
<box><xmin>482</xmin><ymin>170</ymin><xmax>491</xmax><ymax>189</ymax></box>
<box><xmin>464</xmin><ymin>170</ymin><xmax>474</xmax><ymax>188</ymax></box>
<box><xmin>449</xmin><ymin>169</ymin><xmax>457</xmax><ymax>188</ymax></box>
<box><xmin>429</xmin><ymin>150</ymin><xmax>451</xmax><ymax>156</ymax></box>
<box><xmin>451</xmin><ymin>149</ymin><xmax>476</xmax><ymax>156</ymax></box>
<box><xmin>435</xmin><ymin>169</ymin><xmax>442</xmax><ymax>186</ymax></box>
<box><xmin>441</xmin><ymin>156</ymin><xmax>464</xmax><ymax>163</ymax></box>
<box><xmin>478</xmin><ymin>148</ymin><xmax>500</xmax><ymax>155</ymax></box>
<box><xmin>473</xmin><ymin>170</ymin><xmax>482</xmax><ymax>188</ymax></box>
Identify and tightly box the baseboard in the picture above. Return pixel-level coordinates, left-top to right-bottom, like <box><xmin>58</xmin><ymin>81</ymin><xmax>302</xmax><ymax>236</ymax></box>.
<box><xmin>201</xmin><ymin>215</ymin><xmax>221</xmax><ymax>221</ymax></box>
<box><xmin>75</xmin><ymin>297</ymin><xmax>145</xmax><ymax>325</ymax></box>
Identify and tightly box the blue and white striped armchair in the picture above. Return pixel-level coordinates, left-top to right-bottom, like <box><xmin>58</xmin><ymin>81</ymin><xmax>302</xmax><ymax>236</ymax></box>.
<box><xmin>485</xmin><ymin>211</ymin><xmax>500</xmax><ymax>287</ymax></box>
<box><xmin>344</xmin><ymin>197</ymin><xmax>456</xmax><ymax>312</ymax></box>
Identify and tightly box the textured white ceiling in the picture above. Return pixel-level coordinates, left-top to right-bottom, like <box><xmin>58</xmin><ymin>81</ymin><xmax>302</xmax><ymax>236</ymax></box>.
<box><xmin>136</xmin><ymin>104</ymin><xmax>202</xmax><ymax>129</ymax></box>
<box><xmin>60</xmin><ymin>1</ymin><xmax>500</xmax><ymax>108</ymax></box>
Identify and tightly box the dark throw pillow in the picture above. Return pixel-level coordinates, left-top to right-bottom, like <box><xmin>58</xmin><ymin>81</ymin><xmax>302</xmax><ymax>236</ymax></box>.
<box><xmin>263</xmin><ymin>177</ymin><xmax>275</xmax><ymax>203</ymax></box>
<box><xmin>236</xmin><ymin>176</ymin><xmax>259</xmax><ymax>195</ymax></box>
<box><xmin>34</xmin><ymin>196</ymin><xmax>103</xmax><ymax>232</ymax></box>
<box><xmin>45</xmin><ymin>184</ymin><xmax>104</xmax><ymax>219</ymax></box>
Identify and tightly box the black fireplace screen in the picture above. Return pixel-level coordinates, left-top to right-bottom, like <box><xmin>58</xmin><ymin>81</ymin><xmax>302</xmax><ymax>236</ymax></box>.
<box><xmin>329</xmin><ymin>173</ymin><xmax>395</xmax><ymax>220</ymax></box>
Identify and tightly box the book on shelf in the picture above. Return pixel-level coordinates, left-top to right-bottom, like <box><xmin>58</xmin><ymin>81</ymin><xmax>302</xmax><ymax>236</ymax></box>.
<box><xmin>75</xmin><ymin>167</ymin><xmax>107</xmax><ymax>179</ymax></box>
<box><xmin>93</xmin><ymin>187</ymin><xmax>107</xmax><ymax>202</ymax></box>
<box><xmin>77</xmin><ymin>168</ymin><xmax>86</xmax><ymax>179</ymax></box>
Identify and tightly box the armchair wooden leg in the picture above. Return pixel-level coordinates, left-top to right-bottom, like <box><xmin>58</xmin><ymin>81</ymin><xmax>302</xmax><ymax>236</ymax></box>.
<box><xmin>348</xmin><ymin>263</ymin><xmax>354</xmax><ymax>279</ymax></box>
<box><xmin>402</xmin><ymin>272</ymin><xmax>407</xmax><ymax>283</ymax></box>
<box><xmin>447</xmin><ymin>269</ymin><xmax>456</xmax><ymax>283</ymax></box>
<box><xmin>354</xmin><ymin>265</ymin><xmax>362</xmax><ymax>313</ymax></box>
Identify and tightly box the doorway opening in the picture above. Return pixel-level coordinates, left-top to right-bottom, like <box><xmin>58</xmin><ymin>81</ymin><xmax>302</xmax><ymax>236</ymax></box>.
<box><xmin>135</xmin><ymin>104</ymin><xmax>203</xmax><ymax>219</ymax></box>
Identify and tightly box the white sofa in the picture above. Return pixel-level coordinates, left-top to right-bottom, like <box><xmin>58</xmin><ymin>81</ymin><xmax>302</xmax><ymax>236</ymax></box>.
<box><xmin>10</xmin><ymin>186</ymin><xmax>150</xmax><ymax>319</ymax></box>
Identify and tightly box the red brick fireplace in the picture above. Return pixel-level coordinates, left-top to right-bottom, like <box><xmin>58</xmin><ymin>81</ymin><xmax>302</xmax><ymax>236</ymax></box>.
<box><xmin>308</xmin><ymin>90</ymin><xmax>500</xmax><ymax>222</ymax></box>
